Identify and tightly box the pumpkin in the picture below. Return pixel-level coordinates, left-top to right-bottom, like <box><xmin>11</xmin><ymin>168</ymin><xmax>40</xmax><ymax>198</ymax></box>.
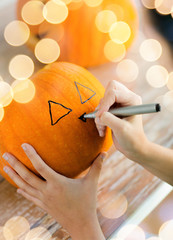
<box><xmin>17</xmin><ymin>0</ymin><xmax>138</xmax><ymax>67</ymax></box>
<box><xmin>0</xmin><ymin>62</ymin><xmax>112</xmax><ymax>187</ymax></box>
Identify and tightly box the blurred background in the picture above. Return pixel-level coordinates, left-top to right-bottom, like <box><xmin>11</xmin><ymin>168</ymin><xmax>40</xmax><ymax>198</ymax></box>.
<box><xmin>0</xmin><ymin>0</ymin><xmax>173</xmax><ymax>239</ymax></box>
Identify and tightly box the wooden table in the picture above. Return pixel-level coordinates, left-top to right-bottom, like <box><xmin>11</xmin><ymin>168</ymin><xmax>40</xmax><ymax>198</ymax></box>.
<box><xmin>0</xmin><ymin>1</ymin><xmax>173</xmax><ymax>239</ymax></box>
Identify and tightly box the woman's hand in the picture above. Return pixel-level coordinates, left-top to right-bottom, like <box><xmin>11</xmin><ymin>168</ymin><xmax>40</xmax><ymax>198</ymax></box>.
<box><xmin>95</xmin><ymin>80</ymin><xmax>148</xmax><ymax>160</ymax></box>
<box><xmin>3</xmin><ymin>144</ymin><xmax>107</xmax><ymax>240</ymax></box>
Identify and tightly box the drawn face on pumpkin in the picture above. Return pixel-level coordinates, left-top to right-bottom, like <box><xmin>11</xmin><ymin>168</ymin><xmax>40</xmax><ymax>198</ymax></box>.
<box><xmin>48</xmin><ymin>81</ymin><xmax>96</xmax><ymax>126</ymax></box>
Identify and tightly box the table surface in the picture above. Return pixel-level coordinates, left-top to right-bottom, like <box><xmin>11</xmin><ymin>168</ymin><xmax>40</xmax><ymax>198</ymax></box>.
<box><xmin>0</xmin><ymin>1</ymin><xmax>173</xmax><ymax>239</ymax></box>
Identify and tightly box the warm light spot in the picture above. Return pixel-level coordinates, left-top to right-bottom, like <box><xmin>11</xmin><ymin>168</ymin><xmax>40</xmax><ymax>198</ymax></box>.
<box><xmin>141</xmin><ymin>0</ymin><xmax>156</xmax><ymax>9</ymax></box>
<box><xmin>4</xmin><ymin>20</ymin><xmax>30</xmax><ymax>47</ymax></box>
<box><xmin>0</xmin><ymin>106</ymin><xmax>4</xmax><ymax>122</ymax></box>
<box><xmin>163</xmin><ymin>91</ymin><xmax>173</xmax><ymax>112</ymax></box>
<box><xmin>117</xmin><ymin>224</ymin><xmax>145</xmax><ymax>240</ymax></box>
<box><xmin>116</xmin><ymin>59</ymin><xmax>139</xmax><ymax>82</ymax></box>
<box><xmin>106</xmin><ymin>4</ymin><xmax>124</xmax><ymax>21</ymax></box>
<box><xmin>104</xmin><ymin>40</ymin><xmax>126</xmax><ymax>62</ymax></box>
<box><xmin>3</xmin><ymin>216</ymin><xmax>30</xmax><ymax>240</ymax></box>
<box><xmin>109</xmin><ymin>21</ymin><xmax>131</xmax><ymax>44</ymax></box>
<box><xmin>99</xmin><ymin>191</ymin><xmax>128</xmax><ymax>219</ymax></box>
<box><xmin>9</xmin><ymin>55</ymin><xmax>34</xmax><ymax>80</ymax></box>
<box><xmin>95</xmin><ymin>10</ymin><xmax>117</xmax><ymax>33</ymax></box>
<box><xmin>139</xmin><ymin>39</ymin><xmax>162</xmax><ymax>62</ymax></box>
<box><xmin>43</xmin><ymin>0</ymin><xmax>68</xmax><ymax>24</ymax></box>
<box><xmin>22</xmin><ymin>1</ymin><xmax>45</xmax><ymax>25</ymax></box>
<box><xmin>0</xmin><ymin>226</ymin><xmax>6</xmax><ymax>240</ymax></box>
<box><xmin>0</xmin><ymin>82</ymin><xmax>13</xmax><ymax>107</ymax></box>
<box><xmin>84</xmin><ymin>0</ymin><xmax>103</xmax><ymax>7</ymax></box>
<box><xmin>146</xmin><ymin>65</ymin><xmax>168</xmax><ymax>88</ymax></box>
<box><xmin>0</xmin><ymin>76</ymin><xmax>4</xmax><ymax>81</ymax></box>
<box><xmin>167</xmin><ymin>72</ymin><xmax>173</xmax><ymax>90</ymax></box>
<box><xmin>11</xmin><ymin>79</ymin><xmax>35</xmax><ymax>104</ymax></box>
<box><xmin>159</xmin><ymin>220</ymin><xmax>173</xmax><ymax>240</ymax></box>
<box><xmin>1</xmin><ymin>226</ymin><xmax>12</xmax><ymax>240</ymax></box>
<box><xmin>155</xmin><ymin>0</ymin><xmax>173</xmax><ymax>15</ymax></box>
<box><xmin>35</xmin><ymin>38</ymin><xmax>60</xmax><ymax>64</ymax></box>
<box><xmin>25</xmin><ymin>227</ymin><xmax>52</xmax><ymax>240</ymax></box>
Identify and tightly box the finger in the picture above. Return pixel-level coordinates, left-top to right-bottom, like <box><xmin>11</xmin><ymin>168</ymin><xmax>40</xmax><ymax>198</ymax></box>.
<box><xmin>100</xmin><ymin>112</ymin><xmax>125</xmax><ymax>133</ymax></box>
<box><xmin>2</xmin><ymin>153</ymin><xmax>44</xmax><ymax>189</ymax></box>
<box><xmin>95</xmin><ymin>117</ymin><xmax>106</xmax><ymax>137</ymax></box>
<box><xmin>96</xmin><ymin>80</ymin><xmax>142</xmax><ymax>116</ymax></box>
<box><xmin>3</xmin><ymin>166</ymin><xmax>40</xmax><ymax>198</ymax></box>
<box><xmin>86</xmin><ymin>152</ymin><xmax>107</xmax><ymax>183</ymax></box>
<box><xmin>17</xmin><ymin>189</ymin><xmax>45</xmax><ymax>209</ymax></box>
<box><xmin>21</xmin><ymin>143</ymin><xmax>58</xmax><ymax>180</ymax></box>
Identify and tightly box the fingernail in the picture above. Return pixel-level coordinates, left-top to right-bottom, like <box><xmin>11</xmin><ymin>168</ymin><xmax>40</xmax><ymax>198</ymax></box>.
<box><xmin>3</xmin><ymin>167</ymin><xmax>8</xmax><ymax>173</ymax></box>
<box><xmin>95</xmin><ymin>117</ymin><xmax>101</xmax><ymax>124</ymax></box>
<box><xmin>99</xmin><ymin>130</ymin><xmax>104</xmax><ymax>137</ymax></box>
<box><xmin>2</xmin><ymin>153</ymin><xmax>8</xmax><ymax>161</ymax></box>
<box><xmin>21</xmin><ymin>144</ymin><xmax>27</xmax><ymax>151</ymax></box>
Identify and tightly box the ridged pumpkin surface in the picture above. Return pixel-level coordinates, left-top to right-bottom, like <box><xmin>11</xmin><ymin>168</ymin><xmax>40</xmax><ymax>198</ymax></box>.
<box><xmin>0</xmin><ymin>62</ymin><xmax>112</xmax><ymax>186</ymax></box>
<box><xmin>17</xmin><ymin>0</ymin><xmax>138</xmax><ymax>67</ymax></box>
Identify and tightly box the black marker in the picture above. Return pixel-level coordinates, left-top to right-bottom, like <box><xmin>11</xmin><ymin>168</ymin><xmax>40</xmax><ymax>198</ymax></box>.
<box><xmin>83</xmin><ymin>103</ymin><xmax>161</xmax><ymax>119</ymax></box>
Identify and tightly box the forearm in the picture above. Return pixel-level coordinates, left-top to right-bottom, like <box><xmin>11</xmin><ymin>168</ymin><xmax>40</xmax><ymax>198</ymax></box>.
<box><xmin>132</xmin><ymin>140</ymin><xmax>173</xmax><ymax>186</ymax></box>
<box><xmin>69</xmin><ymin>215</ymin><xmax>105</xmax><ymax>240</ymax></box>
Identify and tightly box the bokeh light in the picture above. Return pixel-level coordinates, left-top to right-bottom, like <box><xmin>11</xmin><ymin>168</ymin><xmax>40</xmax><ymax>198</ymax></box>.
<box><xmin>104</xmin><ymin>40</ymin><xmax>126</xmax><ymax>62</ymax></box>
<box><xmin>139</xmin><ymin>39</ymin><xmax>162</xmax><ymax>62</ymax></box>
<box><xmin>0</xmin><ymin>76</ymin><xmax>4</xmax><ymax>82</ymax></box>
<box><xmin>25</xmin><ymin>227</ymin><xmax>52</xmax><ymax>240</ymax></box>
<box><xmin>146</xmin><ymin>65</ymin><xmax>168</xmax><ymax>88</ymax></box>
<box><xmin>163</xmin><ymin>91</ymin><xmax>173</xmax><ymax>112</ymax></box>
<box><xmin>99</xmin><ymin>191</ymin><xmax>128</xmax><ymax>219</ymax></box>
<box><xmin>0</xmin><ymin>226</ymin><xmax>12</xmax><ymax>240</ymax></box>
<box><xmin>0</xmin><ymin>82</ymin><xmax>13</xmax><ymax>107</ymax></box>
<box><xmin>155</xmin><ymin>0</ymin><xmax>173</xmax><ymax>15</ymax></box>
<box><xmin>116</xmin><ymin>59</ymin><xmax>139</xmax><ymax>82</ymax></box>
<box><xmin>9</xmin><ymin>55</ymin><xmax>34</xmax><ymax>80</ymax></box>
<box><xmin>117</xmin><ymin>224</ymin><xmax>145</xmax><ymax>240</ymax></box>
<box><xmin>22</xmin><ymin>1</ymin><xmax>45</xmax><ymax>25</ymax></box>
<box><xmin>95</xmin><ymin>10</ymin><xmax>117</xmax><ymax>33</ymax></box>
<box><xmin>141</xmin><ymin>0</ymin><xmax>156</xmax><ymax>9</ymax></box>
<box><xmin>167</xmin><ymin>72</ymin><xmax>173</xmax><ymax>90</ymax></box>
<box><xmin>35</xmin><ymin>38</ymin><xmax>60</xmax><ymax>64</ymax></box>
<box><xmin>159</xmin><ymin>220</ymin><xmax>173</xmax><ymax>240</ymax></box>
<box><xmin>11</xmin><ymin>79</ymin><xmax>36</xmax><ymax>104</ymax></box>
<box><xmin>0</xmin><ymin>106</ymin><xmax>4</xmax><ymax>122</ymax></box>
<box><xmin>3</xmin><ymin>216</ymin><xmax>30</xmax><ymax>240</ymax></box>
<box><xmin>43</xmin><ymin>0</ymin><xmax>68</xmax><ymax>24</ymax></box>
<box><xmin>109</xmin><ymin>21</ymin><xmax>131</xmax><ymax>44</ymax></box>
<box><xmin>4</xmin><ymin>20</ymin><xmax>30</xmax><ymax>47</ymax></box>
<box><xmin>106</xmin><ymin>4</ymin><xmax>124</xmax><ymax>21</ymax></box>
<box><xmin>84</xmin><ymin>0</ymin><xmax>103</xmax><ymax>7</ymax></box>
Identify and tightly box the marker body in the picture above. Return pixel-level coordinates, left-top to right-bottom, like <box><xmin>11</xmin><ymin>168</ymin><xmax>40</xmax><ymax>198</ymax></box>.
<box><xmin>84</xmin><ymin>103</ymin><xmax>161</xmax><ymax>119</ymax></box>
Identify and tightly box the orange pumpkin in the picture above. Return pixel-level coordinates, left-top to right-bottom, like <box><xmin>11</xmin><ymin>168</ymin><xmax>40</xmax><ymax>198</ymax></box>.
<box><xmin>0</xmin><ymin>62</ymin><xmax>112</xmax><ymax>186</ymax></box>
<box><xmin>17</xmin><ymin>0</ymin><xmax>138</xmax><ymax>67</ymax></box>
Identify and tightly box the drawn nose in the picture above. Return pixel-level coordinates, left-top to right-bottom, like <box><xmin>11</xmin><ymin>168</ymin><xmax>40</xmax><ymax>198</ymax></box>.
<box><xmin>78</xmin><ymin>113</ymin><xmax>87</xmax><ymax>122</ymax></box>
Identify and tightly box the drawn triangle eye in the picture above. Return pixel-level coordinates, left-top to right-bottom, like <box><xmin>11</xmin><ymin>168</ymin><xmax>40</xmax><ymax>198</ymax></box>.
<box><xmin>74</xmin><ymin>81</ymin><xmax>96</xmax><ymax>104</ymax></box>
<box><xmin>48</xmin><ymin>101</ymin><xmax>72</xmax><ymax>126</ymax></box>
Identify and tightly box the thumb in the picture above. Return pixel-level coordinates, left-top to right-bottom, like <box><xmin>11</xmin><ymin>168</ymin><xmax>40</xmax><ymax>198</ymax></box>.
<box><xmin>100</xmin><ymin>112</ymin><xmax>124</xmax><ymax>131</ymax></box>
<box><xmin>86</xmin><ymin>152</ymin><xmax>107</xmax><ymax>183</ymax></box>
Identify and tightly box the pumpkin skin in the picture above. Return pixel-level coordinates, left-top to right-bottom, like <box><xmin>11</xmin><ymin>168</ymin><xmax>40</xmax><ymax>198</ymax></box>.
<box><xmin>17</xmin><ymin>0</ymin><xmax>138</xmax><ymax>67</ymax></box>
<box><xmin>0</xmin><ymin>62</ymin><xmax>112</xmax><ymax>186</ymax></box>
